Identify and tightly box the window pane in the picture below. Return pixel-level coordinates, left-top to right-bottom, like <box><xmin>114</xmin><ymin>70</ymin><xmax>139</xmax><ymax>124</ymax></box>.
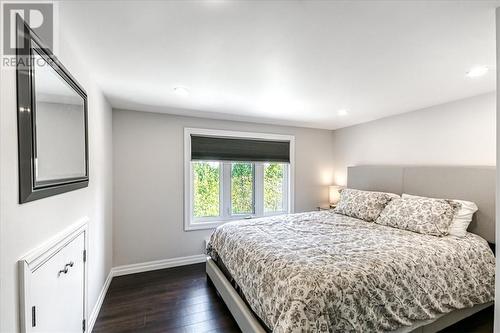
<box><xmin>193</xmin><ymin>161</ymin><xmax>220</xmax><ymax>218</ymax></box>
<box><xmin>264</xmin><ymin>163</ymin><xmax>285</xmax><ymax>212</ymax></box>
<box><xmin>231</xmin><ymin>163</ymin><xmax>254</xmax><ymax>215</ymax></box>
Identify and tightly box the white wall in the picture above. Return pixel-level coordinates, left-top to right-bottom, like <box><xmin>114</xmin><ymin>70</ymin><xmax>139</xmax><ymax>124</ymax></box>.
<box><xmin>331</xmin><ymin>92</ymin><xmax>496</xmax><ymax>185</ymax></box>
<box><xmin>0</xmin><ymin>27</ymin><xmax>113</xmax><ymax>333</ymax></box>
<box><xmin>112</xmin><ymin>109</ymin><xmax>334</xmax><ymax>266</ymax></box>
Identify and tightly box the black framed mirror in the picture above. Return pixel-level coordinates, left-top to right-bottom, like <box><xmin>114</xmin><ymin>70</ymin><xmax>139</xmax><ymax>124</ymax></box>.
<box><xmin>16</xmin><ymin>16</ymin><xmax>89</xmax><ymax>203</ymax></box>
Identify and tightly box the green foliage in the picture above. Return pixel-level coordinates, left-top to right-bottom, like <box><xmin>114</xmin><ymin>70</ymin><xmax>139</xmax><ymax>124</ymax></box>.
<box><xmin>193</xmin><ymin>161</ymin><xmax>286</xmax><ymax>218</ymax></box>
<box><xmin>231</xmin><ymin>163</ymin><xmax>254</xmax><ymax>214</ymax></box>
<box><xmin>193</xmin><ymin>162</ymin><xmax>220</xmax><ymax>217</ymax></box>
<box><xmin>264</xmin><ymin>163</ymin><xmax>284</xmax><ymax>212</ymax></box>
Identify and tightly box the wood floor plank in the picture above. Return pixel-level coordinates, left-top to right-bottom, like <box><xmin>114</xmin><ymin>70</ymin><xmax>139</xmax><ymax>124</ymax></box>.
<box><xmin>92</xmin><ymin>263</ymin><xmax>493</xmax><ymax>333</ymax></box>
<box><xmin>93</xmin><ymin>263</ymin><xmax>240</xmax><ymax>333</ymax></box>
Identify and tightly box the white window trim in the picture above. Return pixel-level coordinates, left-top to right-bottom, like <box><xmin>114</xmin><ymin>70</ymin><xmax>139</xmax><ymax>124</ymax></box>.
<box><xmin>184</xmin><ymin>128</ymin><xmax>295</xmax><ymax>231</ymax></box>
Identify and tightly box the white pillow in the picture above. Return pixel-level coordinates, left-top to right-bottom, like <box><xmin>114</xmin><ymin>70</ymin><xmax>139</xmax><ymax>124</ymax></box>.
<box><xmin>402</xmin><ymin>193</ymin><xmax>478</xmax><ymax>237</ymax></box>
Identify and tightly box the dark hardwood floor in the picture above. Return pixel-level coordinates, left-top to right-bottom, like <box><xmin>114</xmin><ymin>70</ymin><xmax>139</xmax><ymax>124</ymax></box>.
<box><xmin>93</xmin><ymin>263</ymin><xmax>239</xmax><ymax>333</ymax></box>
<box><xmin>93</xmin><ymin>263</ymin><xmax>493</xmax><ymax>333</ymax></box>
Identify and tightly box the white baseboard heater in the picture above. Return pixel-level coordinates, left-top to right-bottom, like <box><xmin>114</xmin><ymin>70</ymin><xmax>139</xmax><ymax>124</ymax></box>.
<box><xmin>19</xmin><ymin>218</ymin><xmax>89</xmax><ymax>333</ymax></box>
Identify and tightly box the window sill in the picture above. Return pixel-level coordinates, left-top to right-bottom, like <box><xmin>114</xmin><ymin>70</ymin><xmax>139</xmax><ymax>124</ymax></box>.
<box><xmin>185</xmin><ymin>211</ymin><xmax>290</xmax><ymax>231</ymax></box>
<box><xmin>185</xmin><ymin>220</ymin><xmax>226</xmax><ymax>231</ymax></box>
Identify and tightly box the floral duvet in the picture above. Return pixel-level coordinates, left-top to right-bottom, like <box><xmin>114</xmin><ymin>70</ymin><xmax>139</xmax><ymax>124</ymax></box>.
<box><xmin>207</xmin><ymin>211</ymin><xmax>495</xmax><ymax>333</ymax></box>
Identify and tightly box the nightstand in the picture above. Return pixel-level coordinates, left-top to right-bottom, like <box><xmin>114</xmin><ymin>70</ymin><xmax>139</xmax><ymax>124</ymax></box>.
<box><xmin>316</xmin><ymin>205</ymin><xmax>335</xmax><ymax>211</ymax></box>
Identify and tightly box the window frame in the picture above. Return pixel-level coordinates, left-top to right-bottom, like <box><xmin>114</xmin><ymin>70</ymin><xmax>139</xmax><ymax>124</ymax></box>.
<box><xmin>262</xmin><ymin>162</ymin><xmax>289</xmax><ymax>216</ymax></box>
<box><xmin>184</xmin><ymin>128</ymin><xmax>295</xmax><ymax>231</ymax></box>
<box><xmin>228</xmin><ymin>162</ymin><xmax>256</xmax><ymax>216</ymax></box>
<box><xmin>191</xmin><ymin>161</ymin><xmax>223</xmax><ymax>222</ymax></box>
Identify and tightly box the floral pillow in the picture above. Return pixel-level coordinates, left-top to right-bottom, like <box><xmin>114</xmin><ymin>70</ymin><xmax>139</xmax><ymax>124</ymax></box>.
<box><xmin>375</xmin><ymin>198</ymin><xmax>461</xmax><ymax>236</ymax></box>
<box><xmin>333</xmin><ymin>188</ymin><xmax>399</xmax><ymax>222</ymax></box>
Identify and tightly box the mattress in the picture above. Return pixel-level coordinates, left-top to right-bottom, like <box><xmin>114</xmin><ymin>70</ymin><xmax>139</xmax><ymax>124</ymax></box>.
<box><xmin>207</xmin><ymin>211</ymin><xmax>495</xmax><ymax>333</ymax></box>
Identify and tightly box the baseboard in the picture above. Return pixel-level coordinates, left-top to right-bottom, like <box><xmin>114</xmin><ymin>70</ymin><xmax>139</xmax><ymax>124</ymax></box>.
<box><xmin>87</xmin><ymin>254</ymin><xmax>207</xmax><ymax>331</ymax></box>
<box><xmin>88</xmin><ymin>270</ymin><xmax>113</xmax><ymax>333</ymax></box>
<box><xmin>111</xmin><ymin>254</ymin><xmax>207</xmax><ymax>277</ymax></box>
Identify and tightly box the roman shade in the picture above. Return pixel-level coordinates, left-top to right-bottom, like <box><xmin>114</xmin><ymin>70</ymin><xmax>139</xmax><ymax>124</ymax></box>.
<box><xmin>191</xmin><ymin>135</ymin><xmax>290</xmax><ymax>162</ymax></box>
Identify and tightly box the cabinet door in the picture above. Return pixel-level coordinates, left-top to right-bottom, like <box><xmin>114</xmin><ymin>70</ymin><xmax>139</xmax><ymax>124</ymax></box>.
<box><xmin>30</xmin><ymin>233</ymin><xmax>85</xmax><ymax>333</ymax></box>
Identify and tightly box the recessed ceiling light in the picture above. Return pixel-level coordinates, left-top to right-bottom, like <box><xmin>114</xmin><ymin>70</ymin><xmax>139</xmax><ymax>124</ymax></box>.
<box><xmin>337</xmin><ymin>109</ymin><xmax>348</xmax><ymax>116</ymax></box>
<box><xmin>173</xmin><ymin>86</ymin><xmax>190</xmax><ymax>97</ymax></box>
<box><xmin>466</xmin><ymin>66</ymin><xmax>488</xmax><ymax>78</ymax></box>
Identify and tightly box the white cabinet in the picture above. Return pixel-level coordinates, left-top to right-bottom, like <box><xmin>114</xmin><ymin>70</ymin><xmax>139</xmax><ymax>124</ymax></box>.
<box><xmin>19</xmin><ymin>219</ymin><xmax>88</xmax><ymax>333</ymax></box>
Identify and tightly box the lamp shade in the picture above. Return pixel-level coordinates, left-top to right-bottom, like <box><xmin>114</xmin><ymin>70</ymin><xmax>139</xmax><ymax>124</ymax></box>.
<box><xmin>329</xmin><ymin>185</ymin><xmax>342</xmax><ymax>204</ymax></box>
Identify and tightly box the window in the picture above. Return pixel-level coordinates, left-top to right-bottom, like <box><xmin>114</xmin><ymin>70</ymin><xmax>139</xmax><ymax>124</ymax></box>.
<box><xmin>185</xmin><ymin>129</ymin><xmax>294</xmax><ymax>230</ymax></box>
<box><xmin>192</xmin><ymin>161</ymin><xmax>221</xmax><ymax>218</ymax></box>
<box><xmin>264</xmin><ymin>163</ymin><xmax>287</xmax><ymax>213</ymax></box>
<box><xmin>231</xmin><ymin>162</ymin><xmax>254</xmax><ymax>215</ymax></box>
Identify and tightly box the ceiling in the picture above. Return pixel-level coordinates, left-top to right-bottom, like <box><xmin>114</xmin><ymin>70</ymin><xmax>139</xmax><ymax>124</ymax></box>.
<box><xmin>59</xmin><ymin>0</ymin><xmax>499</xmax><ymax>130</ymax></box>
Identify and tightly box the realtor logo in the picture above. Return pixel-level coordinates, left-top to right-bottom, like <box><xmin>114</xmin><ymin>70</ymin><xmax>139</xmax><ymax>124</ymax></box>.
<box><xmin>2</xmin><ymin>2</ymin><xmax>53</xmax><ymax>55</ymax></box>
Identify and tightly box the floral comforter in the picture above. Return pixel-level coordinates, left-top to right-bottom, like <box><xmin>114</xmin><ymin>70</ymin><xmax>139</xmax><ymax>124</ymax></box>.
<box><xmin>207</xmin><ymin>211</ymin><xmax>495</xmax><ymax>332</ymax></box>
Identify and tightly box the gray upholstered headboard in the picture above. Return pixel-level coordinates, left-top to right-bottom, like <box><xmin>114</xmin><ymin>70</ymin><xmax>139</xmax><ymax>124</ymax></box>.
<box><xmin>347</xmin><ymin>166</ymin><xmax>496</xmax><ymax>243</ymax></box>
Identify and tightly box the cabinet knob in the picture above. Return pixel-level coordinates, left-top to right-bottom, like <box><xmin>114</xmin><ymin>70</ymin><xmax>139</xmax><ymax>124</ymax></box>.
<box><xmin>58</xmin><ymin>262</ymin><xmax>74</xmax><ymax>277</ymax></box>
<box><xmin>58</xmin><ymin>268</ymin><xmax>68</xmax><ymax>277</ymax></box>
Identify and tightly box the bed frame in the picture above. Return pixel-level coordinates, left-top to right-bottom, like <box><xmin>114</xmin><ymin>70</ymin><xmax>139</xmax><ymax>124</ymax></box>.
<box><xmin>206</xmin><ymin>165</ymin><xmax>496</xmax><ymax>332</ymax></box>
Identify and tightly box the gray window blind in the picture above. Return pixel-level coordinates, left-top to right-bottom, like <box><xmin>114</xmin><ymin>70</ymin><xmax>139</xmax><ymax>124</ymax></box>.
<box><xmin>191</xmin><ymin>135</ymin><xmax>290</xmax><ymax>163</ymax></box>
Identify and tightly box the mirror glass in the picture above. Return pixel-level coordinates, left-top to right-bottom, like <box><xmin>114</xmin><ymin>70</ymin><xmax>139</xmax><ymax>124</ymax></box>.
<box><xmin>33</xmin><ymin>50</ymin><xmax>86</xmax><ymax>184</ymax></box>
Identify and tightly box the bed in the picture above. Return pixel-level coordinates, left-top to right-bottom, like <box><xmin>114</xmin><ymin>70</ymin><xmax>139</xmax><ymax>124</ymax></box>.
<box><xmin>206</xmin><ymin>166</ymin><xmax>496</xmax><ymax>333</ymax></box>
